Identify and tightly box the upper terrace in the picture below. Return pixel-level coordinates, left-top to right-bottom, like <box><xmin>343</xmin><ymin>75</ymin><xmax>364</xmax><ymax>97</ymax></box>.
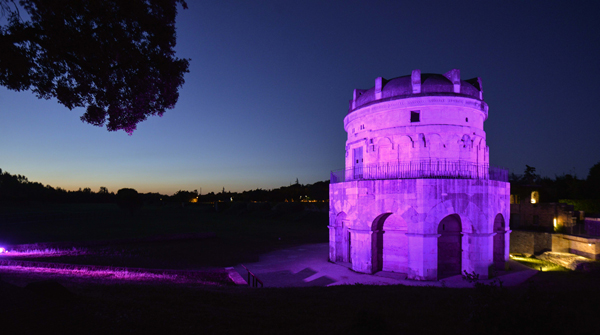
<box><xmin>330</xmin><ymin>160</ymin><xmax>508</xmax><ymax>184</ymax></box>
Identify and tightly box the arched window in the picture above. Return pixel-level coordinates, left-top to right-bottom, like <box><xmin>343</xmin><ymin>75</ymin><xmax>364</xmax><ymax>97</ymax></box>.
<box><xmin>531</xmin><ymin>191</ymin><xmax>539</xmax><ymax>204</ymax></box>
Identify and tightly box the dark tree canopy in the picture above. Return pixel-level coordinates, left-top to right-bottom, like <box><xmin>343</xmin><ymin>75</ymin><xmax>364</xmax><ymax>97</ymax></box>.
<box><xmin>0</xmin><ymin>0</ymin><xmax>189</xmax><ymax>134</ymax></box>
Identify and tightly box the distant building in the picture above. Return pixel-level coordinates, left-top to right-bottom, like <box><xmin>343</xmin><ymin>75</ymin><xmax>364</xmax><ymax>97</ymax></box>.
<box><xmin>509</xmin><ymin>185</ymin><xmax>577</xmax><ymax>232</ymax></box>
<box><xmin>329</xmin><ymin>69</ymin><xmax>510</xmax><ymax>280</ymax></box>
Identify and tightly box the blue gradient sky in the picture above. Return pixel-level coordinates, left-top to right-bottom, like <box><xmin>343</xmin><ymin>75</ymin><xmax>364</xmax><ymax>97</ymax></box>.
<box><xmin>1</xmin><ymin>1</ymin><xmax>599</xmax><ymax>194</ymax></box>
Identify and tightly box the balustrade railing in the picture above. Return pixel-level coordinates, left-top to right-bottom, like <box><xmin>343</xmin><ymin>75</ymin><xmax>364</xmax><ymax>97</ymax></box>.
<box><xmin>330</xmin><ymin>160</ymin><xmax>508</xmax><ymax>184</ymax></box>
<box><xmin>241</xmin><ymin>264</ymin><xmax>263</xmax><ymax>288</ymax></box>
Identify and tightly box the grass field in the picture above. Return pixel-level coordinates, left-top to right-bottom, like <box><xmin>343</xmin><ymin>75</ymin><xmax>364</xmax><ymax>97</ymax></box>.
<box><xmin>1</xmin><ymin>203</ymin><xmax>600</xmax><ymax>334</ymax></box>
<box><xmin>0</xmin><ymin>202</ymin><xmax>327</xmax><ymax>268</ymax></box>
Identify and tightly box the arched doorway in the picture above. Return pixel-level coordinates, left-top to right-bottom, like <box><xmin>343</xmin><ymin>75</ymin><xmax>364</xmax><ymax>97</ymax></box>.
<box><xmin>493</xmin><ymin>214</ymin><xmax>506</xmax><ymax>270</ymax></box>
<box><xmin>334</xmin><ymin>212</ymin><xmax>347</xmax><ymax>262</ymax></box>
<box><xmin>437</xmin><ymin>214</ymin><xmax>462</xmax><ymax>279</ymax></box>
<box><xmin>371</xmin><ymin>213</ymin><xmax>391</xmax><ymax>273</ymax></box>
<box><xmin>371</xmin><ymin>213</ymin><xmax>408</xmax><ymax>273</ymax></box>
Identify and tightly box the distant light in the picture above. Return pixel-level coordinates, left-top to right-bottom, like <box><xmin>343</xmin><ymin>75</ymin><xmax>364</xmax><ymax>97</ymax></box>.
<box><xmin>531</xmin><ymin>198</ymin><xmax>536</xmax><ymax>204</ymax></box>
<box><xmin>589</xmin><ymin>244</ymin><xmax>593</xmax><ymax>247</ymax></box>
<box><xmin>553</xmin><ymin>218</ymin><xmax>557</xmax><ymax>228</ymax></box>
<box><xmin>0</xmin><ymin>247</ymin><xmax>5</xmax><ymax>253</ymax></box>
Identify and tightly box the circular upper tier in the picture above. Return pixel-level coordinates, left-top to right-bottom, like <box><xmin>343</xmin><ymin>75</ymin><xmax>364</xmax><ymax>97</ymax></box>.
<box><xmin>350</xmin><ymin>70</ymin><xmax>483</xmax><ymax>113</ymax></box>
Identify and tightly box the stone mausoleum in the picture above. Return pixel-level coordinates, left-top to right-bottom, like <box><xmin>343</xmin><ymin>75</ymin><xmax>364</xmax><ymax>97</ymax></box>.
<box><xmin>329</xmin><ymin>69</ymin><xmax>510</xmax><ymax>280</ymax></box>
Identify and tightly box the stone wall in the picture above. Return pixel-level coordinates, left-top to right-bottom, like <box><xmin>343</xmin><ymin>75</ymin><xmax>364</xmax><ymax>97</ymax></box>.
<box><xmin>330</xmin><ymin>178</ymin><xmax>510</xmax><ymax>280</ymax></box>
<box><xmin>554</xmin><ymin>234</ymin><xmax>600</xmax><ymax>260</ymax></box>
<box><xmin>509</xmin><ymin>230</ymin><xmax>552</xmax><ymax>255</ymax></box>
<box><xmin>510</xmin><ymin>230</ymin><xmax>600</xmax><ymax>260</ymax></box>
<box><xmin>510</xmin><ymin>202</ymin><xmax>575</xmax><ymax>231</ymax></box>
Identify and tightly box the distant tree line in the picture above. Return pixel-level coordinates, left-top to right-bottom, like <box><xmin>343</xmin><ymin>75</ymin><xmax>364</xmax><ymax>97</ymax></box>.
<box><xmin>0</xmin><ymin>169</ymin><xmax>114</xmax><ymax>203</ymax></box>
<box><xmin>0</xmin><ymin>168</ymin><xmax>329</xmax><ymax>205</ymax></box>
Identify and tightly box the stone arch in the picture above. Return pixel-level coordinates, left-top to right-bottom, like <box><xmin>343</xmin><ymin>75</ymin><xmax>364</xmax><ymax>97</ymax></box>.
<box><xmin>418</xmin><ymin>133</ymin><xmax>426</xmax><ymax>148</ymax></box>
<box><xmin>437</xmin><ymin>214</ymin><xmax>462</xmax><ymax>279</ymax></box>
<box><xmin>460</xmin><ymin>134</ymin><xmax>471</xmax><ymax>149</ymax></box>
<box><xmin>396</xmin><ymin>135</ymin><xmax>414</xmax><ymax>163</ymax></box>
<box><xmin>397</xmin><ymin>135</ymin><xmax>414</xmax><ymax>150</ymax></box>
<box><xmin>371</xmin><ymin>213</ymin><xmax>392</xmax><ymax>272</ymax></box>
<box><xmin>424</xmin><ymin>199</ymin><xmax>474</xmax><ymax>234</ymax></box>
<box><xmin>428</xmin><ymin>133</ymin><xmax>445</xmax><ymax>153</ymax></box>
<box><xmin>377</xmin><ymin>137</ymin><xmax>393</xmax><ymax>147</ymax></box>
<box><xmin>476</xmin><ymin>137</ymin><xmax>487</xmax><ymax>164</ymax></box>
<box><xmin>493</xmin><ymin>213</ymin><xmax>506</xmax><ymax>270</ymax></box>
<box><xmin>370</xmin><ymin>213</ymin><xmax>409</xmax><ymax>273</ymax></box>
<box><xmin>333</xmin><ymin>212</ymin><xmax>349</xmax><ymax>262</ymax></box>
<box><xmin>377</xmin><ymin>137</ymin><xmax>395</xmax><ymax>163</ymax></box>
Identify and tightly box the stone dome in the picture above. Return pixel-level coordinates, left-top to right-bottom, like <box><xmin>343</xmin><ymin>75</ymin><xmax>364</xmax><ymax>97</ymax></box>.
<box><xmin>350</xmin><ymin>69</ymin><xmax>483</xmax><ymax>112</ymax></box>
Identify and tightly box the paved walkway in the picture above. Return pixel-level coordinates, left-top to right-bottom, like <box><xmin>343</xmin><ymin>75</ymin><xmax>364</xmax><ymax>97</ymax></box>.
<box><xmin>233</xmin><ymin>243</ymin><xmax>538</xmax><ymax>288</ymax></box>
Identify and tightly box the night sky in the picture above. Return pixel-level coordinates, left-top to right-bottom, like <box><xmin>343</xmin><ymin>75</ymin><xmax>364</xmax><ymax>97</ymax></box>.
<box><xmin>1</xmin><ymin>1</ymin><xmax>599</xmax><ymax>195</ymax></box>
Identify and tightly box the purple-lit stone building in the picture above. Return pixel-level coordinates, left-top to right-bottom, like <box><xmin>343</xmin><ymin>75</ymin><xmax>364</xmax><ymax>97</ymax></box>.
<box><xmin>329</xmin><ymin>69</ymin><xmax>510</xmax><ymax>280</ymax></box>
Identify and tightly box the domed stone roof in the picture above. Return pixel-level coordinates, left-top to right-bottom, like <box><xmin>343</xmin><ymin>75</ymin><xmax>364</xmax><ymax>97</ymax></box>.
<box><xmin>351</xmin><ymin>69</ymin><xmax>483</xmax><ymax>112</ymax></box>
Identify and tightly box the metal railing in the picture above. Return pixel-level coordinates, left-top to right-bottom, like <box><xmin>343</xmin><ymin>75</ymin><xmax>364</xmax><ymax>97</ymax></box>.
<box><xmin>330</xmin><ymin>160</ymin><xmax>508</xmax><ymax>184</ymax></box>
<box><xmin>241</xmin><ymin>264</ymin><xmax>263</xmax><ymax>288</ymax></box>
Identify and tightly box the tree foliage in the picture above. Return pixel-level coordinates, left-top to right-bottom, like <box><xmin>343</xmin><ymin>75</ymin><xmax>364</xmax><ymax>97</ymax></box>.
<box><xmin>0</xmin><ymin>0</ymin><xmax>189</xmax><ymax>134</ymax></box>
<box><xmin>116</xmin><ymin>188</ymin><xmax>142</xmax><ymax>214</ymax></box>
<box><xmin>587</xmin><ymin>162</ymin><xmax>600</xmax><ymax>199</ymax></box>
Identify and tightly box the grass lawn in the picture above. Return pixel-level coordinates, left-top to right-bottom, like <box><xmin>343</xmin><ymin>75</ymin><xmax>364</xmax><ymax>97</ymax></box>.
<box><xmin>0</xmin><ymin>202</ymin><xmax>327</xmax><ymax>268</ymax></box>
<box><xmin>1</xmin><ymin>203</ymin><xmax>600</xmax><ymax>334</ymax></box>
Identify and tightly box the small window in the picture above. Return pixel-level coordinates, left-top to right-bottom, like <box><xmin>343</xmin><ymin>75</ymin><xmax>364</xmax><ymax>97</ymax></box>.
<box><xmin>531</xmin><ymin>191</ymin><xmax>539</xmax><ymax>204</ymax></box>
<box><xmin>510</xmin><ymin>194</ymin><xmax>521</xmax><ymax>204</ymax></box>
<box><xmin>410</xmin><ymin>110</ymin><xmax>420</xmax><ymax>122</ymax></box>
<box><xmin>465</xmin><ymin>117</ymin><xmax>469</xmax><ymax>122</ymax></box>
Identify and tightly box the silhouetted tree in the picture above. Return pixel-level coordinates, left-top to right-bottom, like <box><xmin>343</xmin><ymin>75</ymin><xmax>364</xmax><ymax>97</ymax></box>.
<box><xmin>523</xmin><ymin>165</ymin><xmax>539</xmax><ymax>184</ymax></box>
<box><xmin>587</xmin><ymin>162</ymin><xmax>600</xmax><ymax>199</ymax></box>
<box><xmin>171</xmin><ymin>190</ymin><xmax>196</xmax><ymax>203</ymax></box>
<box><xmin>116</xmin><ymin>188</ymin><xmax>142</xmax><ymax>214</ymax></box>
<box><xmin>0</xmin><ymin>0</ymin><xmax>189</xmax><ymax>134</ymax></box>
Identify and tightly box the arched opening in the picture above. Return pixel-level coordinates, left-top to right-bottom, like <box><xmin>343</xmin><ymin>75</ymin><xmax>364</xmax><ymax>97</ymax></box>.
<box><xmin>334</xmin><ymin>212</ymin><xmax>347</xmax><ymax>262</ymax></box>
<box><xmin>371</xmin><ymin>213</ymin><xmax>392</xmax><ymax>273</ymax></box>
<box><xmin>346</xmin><ymin>221</ymin><xmax>352</xmax><ymax>264</ymax></box>
<box><xmin>377</xmin><ymin>137</ymin><xmax>394</xmax><ymax>163</ymax></box>
<box><xmin>371</xmin><ymin>213</ymin><xmax>408</xmax><ymax>274</ymax></box>
<box><xmin>531</xmin><ymin>191</ymin><xmax>539</xmax><ymax>204</ymax></box>
<box><xmin>437</xmin><ymin>214</ymin><xmax>462</xmax><ymax>279</ymax></box>
<box><xmin>493</xmin><ymin>214</ymin><xmax>506</xmax><ymax>270</ymax></box>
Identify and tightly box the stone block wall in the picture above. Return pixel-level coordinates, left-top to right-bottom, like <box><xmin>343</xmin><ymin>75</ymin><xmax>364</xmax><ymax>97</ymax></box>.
<box><xmin>509</xmin><ymin>230</ymin><xmax>552</xmax><ymax>255</ymax></box>
<box><xmin>510</xmin><ymin>202</ymin><xmax>575</xmax><ymax>231</ymax></box>
<box><xmin>511</xmin><ymin>231</ymin><xmax>600</xmax><ymax>260</ymax></box>
<box><xmin>330</xmin><ymin>178</ymin><xmax>510</xmax><ymax>280</ymax></box>
<box><xmin>554</xmin><ymin>234</ymin><xmax>600</xmax><ymax>260</ymax></box>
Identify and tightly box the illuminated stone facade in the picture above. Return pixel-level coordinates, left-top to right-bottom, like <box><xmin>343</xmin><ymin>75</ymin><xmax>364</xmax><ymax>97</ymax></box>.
<box><xmin>329</xmin><ymin>70</ymin><xmax>510</xmax><ymax>280</ymax></box>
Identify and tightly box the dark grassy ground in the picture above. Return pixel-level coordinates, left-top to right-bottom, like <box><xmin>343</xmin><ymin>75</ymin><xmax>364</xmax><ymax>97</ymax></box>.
<box><xmin>2</xmin><ymin>269</ymin><xmax>600</xmax><ymax>334</ymax></box>
<box><xmin>0</xmin><ymin>202</ymin><xmax>327</xmax><ymax>268</ymax></box>
<box><xmin>1</xmin><ymin>203</ymin><xmax>600</xmax><ymax>334</ymax></box>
